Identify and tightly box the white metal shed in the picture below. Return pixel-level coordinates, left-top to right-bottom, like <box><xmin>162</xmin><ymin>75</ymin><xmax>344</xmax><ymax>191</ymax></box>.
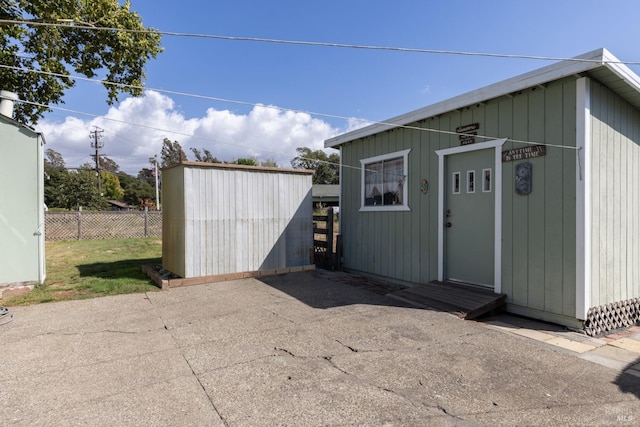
<box><xmin>162</xmin><ymin>162</ymin><xmax>314</xmax><ymax>279</ymax></box>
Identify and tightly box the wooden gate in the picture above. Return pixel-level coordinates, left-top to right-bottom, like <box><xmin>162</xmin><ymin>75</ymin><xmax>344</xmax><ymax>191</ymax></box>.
<box><xmin>313</xmin><ymin>208</ymin><xmax>341</xmax><ymax>270</ymax></box>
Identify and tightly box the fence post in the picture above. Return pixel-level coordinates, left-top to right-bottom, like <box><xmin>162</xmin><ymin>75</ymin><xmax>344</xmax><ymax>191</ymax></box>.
<box><xmin>144</xmin><ymin>207</ymin><xmax>148</xmax><ymax>237</ymax></box>
<box><xmin>77</xmin><ymin>206</ymin><xmax>82</xmax><ymax>240</ymax></box>
<box><xmin>327</xmin><ymin>208</ymin><xmax>334</xmax><ymax>259</ymax></box>
<box><xmin>336</xmin><ymin>234</ymin><xmax>343</xmax><ymax>270</ymax></box>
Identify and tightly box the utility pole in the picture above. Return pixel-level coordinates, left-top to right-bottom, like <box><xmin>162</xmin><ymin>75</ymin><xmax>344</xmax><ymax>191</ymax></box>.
<box><xmin>89</xmin><ymin>126</ymin><xmax>104</xmax><ymax>194</ymax></box>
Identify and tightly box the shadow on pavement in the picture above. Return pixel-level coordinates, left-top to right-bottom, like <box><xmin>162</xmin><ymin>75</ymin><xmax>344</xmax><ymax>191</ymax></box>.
<box><xmin>257</xmin><ymin>269</ymin><xmax>412</xmax><ymax>310</ymax></box>
<box><xmin>614</xmin><ymin>357</ymin><xmax>640</xmax><ymax>399</ymax></box>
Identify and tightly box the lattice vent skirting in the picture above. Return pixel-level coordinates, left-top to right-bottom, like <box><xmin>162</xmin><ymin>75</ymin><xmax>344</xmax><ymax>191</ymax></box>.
<box><xmin>584</xmin><ymin>298</ymin><xmax>640</xmax><ymax>336</ymax></box>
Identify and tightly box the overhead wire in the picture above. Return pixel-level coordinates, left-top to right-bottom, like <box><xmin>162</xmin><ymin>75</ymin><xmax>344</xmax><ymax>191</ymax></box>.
<box><xmin>2</xmin><ymin>19</ymin><xmax>640</xmax><ymax>66</ymax></box>
<box><xmin>1</xmin><ymin>16</ymin><xmax>590</xmax><ymax>173</ymax></box>
<box><xmin>20</xmin><ymin>99</ymin><xmax>353</xmax><ymax>172</ymax></box>
<box><xmin>4</xmin><ymin>64</ymin><xmax>576</xmax><ymax>151</ymax></box>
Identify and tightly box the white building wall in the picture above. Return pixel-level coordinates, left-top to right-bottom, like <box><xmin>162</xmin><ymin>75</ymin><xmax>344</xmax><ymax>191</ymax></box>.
<box><xmin>164</xmin><ymin>163</ymin><xmax>313</xmax><ymax>278</ymax></box>
<box><xmin>0</xmin><ymin>118</ymin><xmax>45</xmax><ymax>286</ymax></box>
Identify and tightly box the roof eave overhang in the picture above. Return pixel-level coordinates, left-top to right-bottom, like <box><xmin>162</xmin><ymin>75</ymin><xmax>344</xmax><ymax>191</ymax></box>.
<box><xmin>325</xmin><ymin>48</ymin><xmax>629</xmax><ymax>148</ymax></box>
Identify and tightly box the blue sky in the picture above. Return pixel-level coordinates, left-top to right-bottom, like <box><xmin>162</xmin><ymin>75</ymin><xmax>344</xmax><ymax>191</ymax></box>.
<box><xmin>36</xmin><ymin>0</ymin><xmax>640</xmax><ymax>174</ymax></box>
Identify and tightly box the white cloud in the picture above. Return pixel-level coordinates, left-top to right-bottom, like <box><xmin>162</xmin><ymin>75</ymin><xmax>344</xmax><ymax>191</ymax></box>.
<box><xmin>36</xmin><ymin>91</ymin><xmax>342</xmax><ymax>174</ymax></box>
<box><xmin>344</xmin><ymin>117</ymin><xmax>374</xmax><ymax>133</ymax></box>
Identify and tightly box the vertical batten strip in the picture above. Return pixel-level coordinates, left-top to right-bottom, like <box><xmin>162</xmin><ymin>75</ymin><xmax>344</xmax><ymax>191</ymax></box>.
<box><xmin>575</xmin><ymin>77</ymin><xmax>591</xmax><ymax>320</ymax></box>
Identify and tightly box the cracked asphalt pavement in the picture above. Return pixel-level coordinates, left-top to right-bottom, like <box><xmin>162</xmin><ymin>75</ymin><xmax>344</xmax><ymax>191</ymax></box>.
<box><xmin>1</xmin><ymin>270</ymin><xmax>638</xmax><ymax>426</ymax></box>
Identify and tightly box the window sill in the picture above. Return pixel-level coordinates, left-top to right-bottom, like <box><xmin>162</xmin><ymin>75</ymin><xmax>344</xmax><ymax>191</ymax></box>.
<box><xmin>359</xmin><ymin>205</ymin><xmax>410</xmax><ymax>212</ymax></box>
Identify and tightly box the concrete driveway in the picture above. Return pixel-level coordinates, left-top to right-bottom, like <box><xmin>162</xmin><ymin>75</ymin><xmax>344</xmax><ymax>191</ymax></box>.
<box><xmin>1</xmin><ymin>270</ymin><xmax>638</xmax><ymax>426</ymax></box>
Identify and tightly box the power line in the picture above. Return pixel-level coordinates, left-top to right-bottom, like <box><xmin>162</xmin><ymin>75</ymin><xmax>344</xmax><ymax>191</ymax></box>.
<box><xmin>22</xmin><ymin>99</ymin><xmax>352</xmax><ymax>171</ymax></box>
<box><xmin>2</xmin><ymin>64</ymin><xmax>578</xmax><ymax>151</ymax></box>
<box><xmin>20</xmin><ymin>96</ymin><xmax>578</xmax><ymax>186</ymax></box>
<box><xmin>1</xmin><ymin>18</ymin><xmax>640</xmax><ymax>66</ymax></box>
<box><xmin>0</xmin><ymin>63</ymin><xmax>373</xmax><ymax>124</ymax></box>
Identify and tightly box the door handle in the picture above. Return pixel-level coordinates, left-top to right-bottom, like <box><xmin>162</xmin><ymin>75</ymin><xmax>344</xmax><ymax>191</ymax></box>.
<box><xmin>446</xmin><ymin>222</ymin><xmax>452</xmax><ymax>228</ymax></box>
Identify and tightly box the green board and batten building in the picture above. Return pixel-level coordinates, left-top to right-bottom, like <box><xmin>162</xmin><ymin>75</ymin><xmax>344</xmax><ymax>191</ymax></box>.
<box><xmin>0</xmin><ymin>91</ymin><xmax>46</xmax><ymax>296</ymax></box>
<box><xmin>325</xmin><ymin>49</ymin><xmax>640</xmax><ymax>334</ymax></box>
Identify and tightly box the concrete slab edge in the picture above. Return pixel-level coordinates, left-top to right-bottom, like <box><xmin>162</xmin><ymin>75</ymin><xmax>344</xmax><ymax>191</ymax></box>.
<box><xmin>142</xmin><ymin>264</ymin><xmax>316</xmax><ymax>290</ymax></box>
<box><xmin>0</xmin><ymin>284</ymin><xmax>35</xmax><ymax>299</ymax></box>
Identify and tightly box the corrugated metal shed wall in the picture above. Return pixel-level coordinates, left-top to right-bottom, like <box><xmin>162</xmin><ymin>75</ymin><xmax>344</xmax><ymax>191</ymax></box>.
<box><xmin>162</xmin><ymin>163</ymin><xmax>313</xmax><ymax>278</ymax></box>
<box><xmin>161</xmin><ymin>165</ymin><xmax>185</xmax><ymax>276</ymax></box>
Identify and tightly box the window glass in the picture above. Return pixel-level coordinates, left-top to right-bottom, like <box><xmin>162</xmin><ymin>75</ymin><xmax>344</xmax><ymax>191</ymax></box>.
<box><xmin>360</xmin><ymin>149</ymin><xmax>410</xmax><ymax>211</ymax></box>
<box><xmin>364</xmin><ymin>156</ymin><xmax>404</xmax><ymax>206</ymax></box>
<box><xmin>483</xmin><ymin>168</ymin><xmax>492</xmax><ymax>192</ymax></box>
<box><xmin>467</xmin><ymin>170</ymin><xmax>475</xmax><ymax>193</ymax></box>
<box><xmin>452</xmin><ymin>172</ymin><xmax>461</xmax><ymax>194</ymax></box>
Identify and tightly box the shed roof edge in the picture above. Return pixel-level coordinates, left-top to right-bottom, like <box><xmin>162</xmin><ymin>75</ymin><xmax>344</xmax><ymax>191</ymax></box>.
<box><xmin>325</xmin><ymin>48</ymin><xmax>622</xmax><ymax>147</ymax></box>
<box><xmin>163</xmin><ymin>161</ymin><xmax>315</xmax><ymax>175</ymax></box>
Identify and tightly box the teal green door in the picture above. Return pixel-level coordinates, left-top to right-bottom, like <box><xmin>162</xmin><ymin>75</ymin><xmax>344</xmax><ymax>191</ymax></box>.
<box><xmin>444</xmin><ymin>149</ymin><xmax>494</xmax><ymax>287</ymax></box>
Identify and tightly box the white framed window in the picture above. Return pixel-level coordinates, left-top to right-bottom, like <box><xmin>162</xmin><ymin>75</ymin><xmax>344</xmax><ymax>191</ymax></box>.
<box><xmin>452</xmin><ymin>172</ymin><xmax>461</xmax><ymax>194</ymax></box>
<box><xmin>467</xmin><ymin>170</ymin><xmax>475</xmax><ymax>193</ymax></box>
<box><xmin>360</xmin><ymin>149</ymin><xmax>410</xmax><ymax>211</ymax></box>
<box><xmin>482</xmin><ymin>168</ymin><xmax>492</xmax><ymax>192</ymax></box>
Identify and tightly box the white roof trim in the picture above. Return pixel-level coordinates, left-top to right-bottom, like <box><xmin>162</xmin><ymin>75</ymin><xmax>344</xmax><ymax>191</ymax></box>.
<box><xmin>325</xmin><ymin>48</ymin><xmax>640</xmax><ymax>148</ymax></box>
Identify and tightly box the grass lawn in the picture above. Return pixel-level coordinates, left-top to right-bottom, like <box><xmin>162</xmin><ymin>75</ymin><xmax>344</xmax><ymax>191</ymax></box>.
<box><xmin>1</xmin><ymin>238</ymin><xmax>162</xmax><ymax>306</ymax></box>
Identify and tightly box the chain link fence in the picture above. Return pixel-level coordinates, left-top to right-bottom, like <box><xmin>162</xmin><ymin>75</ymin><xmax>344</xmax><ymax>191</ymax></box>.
<box><xmin>45</xmin><ymin>210</ymin><xmax>162</xmax><ymax>241</ymax></box>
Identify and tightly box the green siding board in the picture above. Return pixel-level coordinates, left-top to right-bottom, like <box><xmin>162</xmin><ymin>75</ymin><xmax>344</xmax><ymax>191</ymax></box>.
<box><xmin>351</xmin><ymin>140</ymin><xmax>362</xmax><ymax>271</ymax></box>
<box><xmin>623</xmin><ymin>99</ymin><xmax>635</xmax><ymax>299</ymax></box>
<box><xmin>386</xmin><ymin>132</ymin><xmax>397</xmax><ymax>279</ymax></box>
<box><xmin>612</xmin><ymin>93</ymin><xmax>622</xmax><ymax>303</ymax></box>
<box><xmin>428</xmin><ymin>117</ymin><xmax>443</xmax><ymax>280</ymax></box>
<box><xmin>410</xmin><ymin>127</ymin><xmax>422</xmax><ymax>283</ymax></box>
<box><xmin>543</xmin><ymin>84</ymin><xmax>565</xmax><ymax>315</ymax></box>
<box><xmin>590</xmin><ymin>82</ymin><xmax>602</xmax><ymax>306</ymax></box>
<box><xmin>527</xmin><ymin>89</ymin><xmax>546</xmax><ymax>311</ymax></box>
<box><xmin>561</xmin><ymin>80</ymin><xmax>576</xmax><ymax>317</ymax></box>
<box><xmin>604</xmin><ymin>86</ymin><xmax>615</xmax><ymax>304</ymax></box>
<box><xmin>472</xmin><ymin>104</ymin><xmax>488</xmax><ymax>144</ymax></box>
<box><xmin>406</xmin><ymin>128</ymin><xmax>419</xmax><ymax>283</ymax></box>
<box><xmin>589</xmin><ymin>80</ymin><xmax>640</xmax><ymax>306</ymax></box>
<box><xmin>634</xmin><ymin>118</ymin><xmax>640</xmax><ymax>298</ymax></box>
<box><xmin>511</xmin><ymin>93</ymin><xmax>530</xmax><ymax>307</ymax></box>
<box><xmin>627</xmin><ymin>102</ymin><xmax>637</xmax><ymax>300</ymax></box>
<box><xmin>358</xmin><ymin>140</ymin><xmax>367</xmax><ymax>271</ymax></box>
<box><xmin>485</xmin><ymin>102</ymin><xmax>499</xmax><ymax>140</ymax></box>
<box><xmin>617</xmin><ymin>97</ymin><xmax>627</xmax><ymax>302</ymax></box>
<box><xmin>499</xmin><ymin>98</ymin><xmax>515</xmax><ymax>300</ymax></box>
<box><xmin>605</xmin><ymin>88</ymin><xmax>616</xmax><ymax>303</ymax></box>
<box><xmin>425</xmin><ymin>119</ymin><xmax>438</xmax><ymax>282</ymax></box>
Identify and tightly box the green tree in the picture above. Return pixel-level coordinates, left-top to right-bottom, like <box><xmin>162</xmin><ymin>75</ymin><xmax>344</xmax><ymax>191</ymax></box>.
<box><xmin>44</xmin><ymin>148</ymin><xmax>68</xmax><ymax>208</ymax></box>
<box><xmin>118</xmin><ymin>172</ymin><xmax>155</xmax><ymax>207</ymax></box>
<box><xmin>0</xmin><ymin>0</ymin><xmax>163</xmax><ymax>124</ymax></box>
<box><xmin>56</xmin><ymin>170</ymin><xmax>105</xmax><ymax>210</ymax></box>
<box><xmin>260</xmin><ymin>159</ymin><xmax>278</xmax><ymax>168</ymax></box>
<box><xmin>137</xmin><ymin>167</ymin><xmax>155</xmax><ymax>185</ymax></box>
<box><xmin>190</xmin><ymin>147</ymin><xmax>220</xmax><ymax>163</ymax></box>
<box><xmin>100</xmin><ymin>171</ymin><xmax>124</xmax><ymax>200</ymax></box>
<box><xmin>291</xmin><ymin>147</ymin><xmax>340</xmax><ymax>184</ymax></box>
<box><xmin>160</xmin><ymin>138</ymin><xmax>187</xmax><ymax>168</ymax></box>
<box><xmin>79</xmin><ymin>155</ymin><xmax>119</xmax><ymax>174</ymax></box>
<box><xmin>44</xmin><ymin>148</ymin><xmax>65</xmax><ymax>168</ymax></box>
<box><xmin>231</xmin><ymin>158</ymin><xmax>258</xmax><ymax>166</ymax></box>
<box><xmin>97</xmin><ymin>156</ymin><xmax>120</xmax><ymax>173</ymax></box>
